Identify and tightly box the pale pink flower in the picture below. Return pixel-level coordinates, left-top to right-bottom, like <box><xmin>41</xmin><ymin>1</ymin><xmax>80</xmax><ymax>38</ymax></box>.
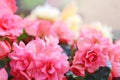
<box><xmin>0</xmin><ymin>68</ymin><xmax>8</xmax><ymax>80</ymax></box>
<box><xmin>79</xmin><ymin>27</ymin><xmax>103</xmax><ymax>39</ymax></box>
<box><xmin>78</xmin><ymin>28</ymin><xmax>111</xmax><ymax>52</ymax></box>
<box><xmin>70</xmin><ymin>28</ymin><xmax>109</xmax><ymax>76</ymax></box>
<box><xmin>0</xmin><ymin>0</ymin><xmax>17</xmax><ymax>18</ymax></box>
<box><xmin>24</xmin><ymin>19</ymin><xmax>40</xmax><ymax>37</ymax></box>
<box><xmin>0</xmin><ymin>0</ymin><xmax>13</xmax><ymax>18</ymax></box>
<box><xmin>52</xmin><ymin>21</ymin><xmax>75</xmax><ymax>43</ymax></box>
<box><xmin>45</xmin><ymin>35</ymin><xmax>59</xmax><ymax>47</ymax></box>
<box><xmin>5</xmin><ymin>0</ymin><xmax>17</xmax><ymax>13</ymax></box>
<box><xmin>9</xmin><ymin>38</ymin><xmax>69</xmax><ymax>80</ymax></box>
<box><xmin>24</xmin><ymin>18</ymin><xmax>53</xmax><ymax>38</ymax></box>
<box><xmin>36</xmin><ymin>20</ymin><xmax>53</xmax><ymax>38</ymax></box>
<box><xmin>24</xmin><ymin>19</ymin><xmax>75</xmax><ymax>43</ymax></box>
<box><xmin>0</xmin><ymin>40</ymin><xmax>11</xmax><ymax>59</ymax></box>
<box><xmin>0</xmin><ymin>14</ymin><xmax>23</xmax><ymax>39</ymax></box>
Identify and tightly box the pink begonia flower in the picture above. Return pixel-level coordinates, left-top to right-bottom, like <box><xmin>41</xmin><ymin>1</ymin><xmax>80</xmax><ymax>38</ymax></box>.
<box><xmin>70</xmin><ymin>28</ymin><xmax>110</xmax><ymax>76</ymax></box>
<box><xmin>36</xmin><ymin>20</ymin><xmax>53</xmax><ymax>38</ymax></box>
<box><xmin>24</xmin><ymin>18</ymin><xmax>75</xmax><ymax>43</ymax></box>
<box><xmin>0</xmin><ymin>0</ymin><xmax>17</xmax><ymax>17</ymax></box>
<box><xmin>52</xmin><ymin>21</ymin><xmax>75</xmax><ymax>44</ymax></box>
<box><xmin>9</xmin><ymin>38</ymin><xmax>69</xmax><ymax>80</ymax></box>
<box><xmin>0</xmin><ymin>0</ymin><xmax>13</xmax><ymax>18</ymax></box>
<box><xmin>5</xmin><ymin>0</ymin><xmax>17</xmax><ymax>13</ymax></box>
<box><xmin>0</xmin><ymin>68</ymin><xmax>8</xmax><ymax>80</ymax></box>
<box><xmin>24</xmin><ymin>18</ymin><xmax>53</xmax><ymax>38</ymax></box>
<box><xmin>9</xmin><ymin>41</ymin><xmax>32</xmax><ymax>80</ymax></box>
<box><xmin>0</xmin><ymin>14</ymin><xmax>23</xmax><ymax>39</ymax></box>
<box><xmin>0</xmin><ymin>40</ymin><xmax>11</xmax><ymax>59</ymax></box>
<box><xmin>45</xmin><ymin>35</ymin><xmax>59</xmax><ymax>47</ymax></box>
<box><xmin>104</xmin><ymin>44</ymin><xmax>120</xmax><ymax>80</ymax></box>
<box><xmin>24</xmin><ymin>19</ymin><xmax>40</xmax><ymax>37</ymax></box>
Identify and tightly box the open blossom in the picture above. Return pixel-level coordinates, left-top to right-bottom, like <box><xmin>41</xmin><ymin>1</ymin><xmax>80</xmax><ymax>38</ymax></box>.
<box><xmin>0</xmin><ymin>68</ymin><xmax>8</xmax><ymax>80</ymax></box>
<box><xmin>9</xmin><ymin>38</ymin><xmax>69</xmax><ymax>80</ymax></box>
<box><xmin>70</xmin><ymin>28</ymin><xmax>110</xmax><ymax>76</ymax></box>
<box><xmin>27</xmin><ymin>50</ymin><xmax>69</xmax><ymax>80</ymax></box>
<box><xmin>0</xmin><ymin>40</ymin><xmax>11</xmax><ymax>59</ymax></box>
<box><xmin>0</xmin><ymin>14</ymin><xmax>23</xmax><ymax>39</ymax></box>
<box><xmin>9</xmin><ymin>41</ymin><xmax>32</xmax><ymax>80</ymax></box>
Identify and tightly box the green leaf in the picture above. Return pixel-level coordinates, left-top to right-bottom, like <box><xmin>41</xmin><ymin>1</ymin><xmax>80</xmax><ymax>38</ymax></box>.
<box><xmin>17</xmin><ymin>30</ymin><xmax>28</xmax><ymax>41</ymax></box>
<box><xmin>0</xmin><ymin>57</ymin><xmax>10</xmax><ymax>68</ymax></box>
<box><xmin>0</xmin><ymin>60</ymin><xmax>5</xmax><ymax>68</ymax></box>
<box><xmin>17</xmin><ymin>30</ymin><xmax>34</xmax><ymax>44</ymax></box>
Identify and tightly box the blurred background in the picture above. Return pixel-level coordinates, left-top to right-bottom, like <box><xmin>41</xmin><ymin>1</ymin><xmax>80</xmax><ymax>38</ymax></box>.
<box><xmin>16</xmin><ymin>0</ymin><xmax>120</xmax><ymax>31</ymax></box>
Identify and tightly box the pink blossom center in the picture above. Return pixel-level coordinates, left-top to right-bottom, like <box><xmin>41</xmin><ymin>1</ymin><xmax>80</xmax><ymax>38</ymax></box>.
<box><xmin>41</xmin><ymin>61</ymin><xmax>55</xmax><ymax>77</ymax></box>
<box><xmin>85</xmin><ymin>50</ymin><xmax>98</xmax><ymax>63</ymax></box>
<box><xmin>1</xmin><ymin>17</ymin><xmax>13</xmax><ymax>29</ymax></box>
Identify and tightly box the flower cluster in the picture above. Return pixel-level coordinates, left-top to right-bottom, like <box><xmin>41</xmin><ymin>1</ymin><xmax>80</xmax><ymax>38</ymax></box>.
<box><xmin>9</xmin><ymin>37</ymin><xmax>69</xmax><ymax>80</ymax></box>
<box><xmin>0</xmin><ymin>0</ymin><xmax>120</xmax><ymax>80</ymax></box>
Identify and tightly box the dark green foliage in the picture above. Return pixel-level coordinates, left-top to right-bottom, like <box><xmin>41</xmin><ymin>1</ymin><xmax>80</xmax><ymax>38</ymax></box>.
<box><xmin>66</xmin><ymin>71</ymin><xmax>84</xmax><ymax>80</ymax></box>
<box><xmin>17</xmin><ymin>30</ymin><xmax>34</xmax><ymax>44</ymax></box>
<box><xmin>0</xmin><ymin>60</ymin><xmax>5</xmax><ymax>68</ymax></box>
<box><xmin>88</xmin><ymin>67</ymin><xmax>111</xmax><ymax>80</ymax></box>
<box><xmin>59</xmin><ymin>43</ymin><xmax>72</xmax><ymax>57</ymax></box>
<box><xmin>0</xmin><ymin>57</ymin><xmax>10</xmax><ymax>68</ymax></box>
<box><xmin>17</xmin><ymin>30</ymin><xmax>28</xmax><ymax>41</ymax></box>
<box><xmin>85</xmin><ymin>67</ymin><xmax>111</xmax><ymax>80</ymax></box>
<box><xmin>0</xmin><ymin>57</ymin><xmax>13</xmax><ymax>80</ymax></box>
<box><xmin>66</xmin><ymin>67</ymin><xmax>111</xmax><ymax>80</ymax></box>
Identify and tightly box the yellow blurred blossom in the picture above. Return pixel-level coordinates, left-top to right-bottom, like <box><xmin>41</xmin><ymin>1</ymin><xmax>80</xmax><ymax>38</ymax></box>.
<box><xmin>61</xmin><ymin>1</ymin><xmax>78</xmax><ymax>20</ymax></box>
<box><xmin>61</xmin><ymin>1</ymin><xmax>82</xmax><ymax>38</ymax></box>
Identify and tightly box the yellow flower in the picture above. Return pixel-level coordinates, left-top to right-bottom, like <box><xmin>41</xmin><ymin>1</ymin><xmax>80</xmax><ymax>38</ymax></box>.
<box><xmin>61</xmin><ymin>1</ymin><xmax>82</xmax><ymax>38</ymax></box>
<box><xmin>61</xmin><ymin>1</ymin><xmax>78</xmax><ymax>20</ymax></box>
